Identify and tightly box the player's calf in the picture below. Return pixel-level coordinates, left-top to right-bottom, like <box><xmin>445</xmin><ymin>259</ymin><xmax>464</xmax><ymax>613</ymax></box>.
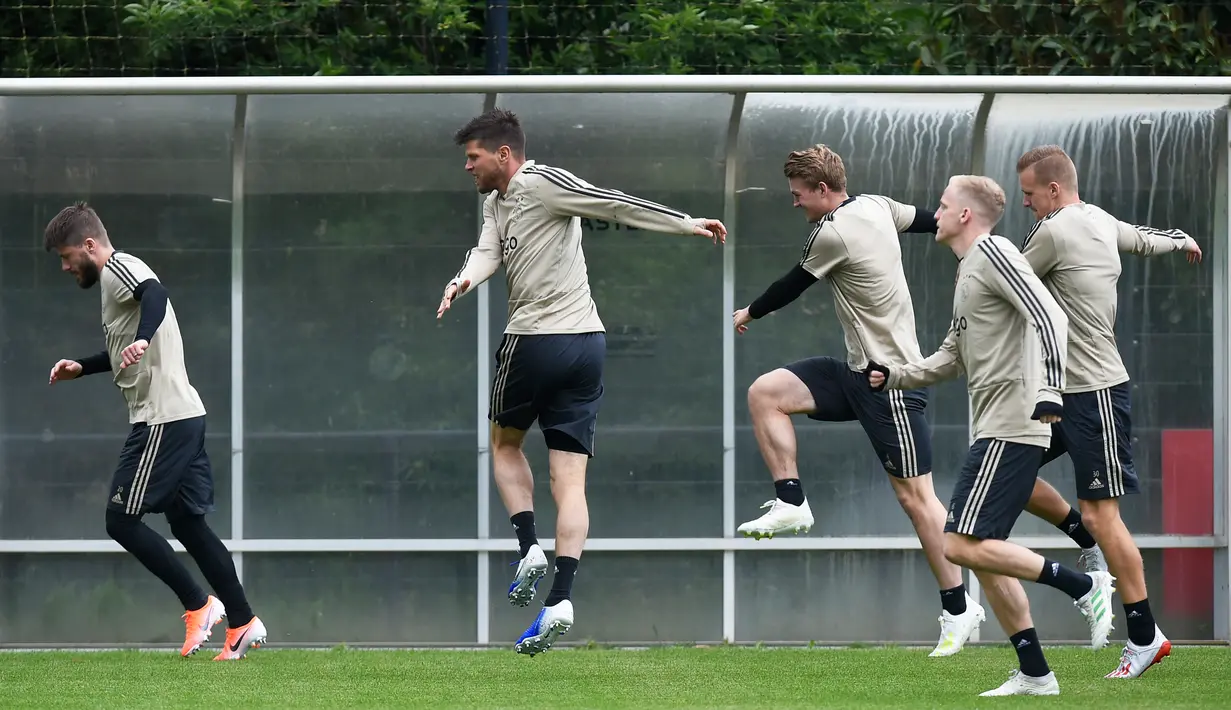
<box><xmin>972</xmin><ymin>574</ymin><xmax>1060</xmax><ymax>696</ymax></box>
<box><xmin>740</xmin><ymin>367</ymin><xmax>817</xmax><ymax>539</ymax></box>
<box><xmin>1078</xmin><ymin>499</ymin><xmax>1163</xmax><ymax>653</ymax></box>
<box><xmin>1027</xmin><ymin>480</ymin><xmax>1107</xmax><ymax>572</ymax></box>
<box><xmin>1036</xmin><ymin>563</ymin><xmax>1116</xmax><ymax>650</ymax></box>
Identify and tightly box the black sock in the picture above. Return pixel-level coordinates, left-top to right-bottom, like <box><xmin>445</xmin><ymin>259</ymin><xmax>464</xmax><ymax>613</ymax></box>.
<box><xmin>1057</xmin><ymin>508</ymin><xmax>1097</xmax><ymax>549</ymax></box>
<box><xmin>544</xmin><ymin>556</ymin><xmax>578</xmax><ymax>607</ymax></box>
<box><xmin>1036</xmin><ymin>559</ymin><xmax>1094</xmax><ymax>600</ymax></box>
<box><xmin>1009</xmin><ymin>627</ymin><xmax>1051</xmax><ymax>678</ymax></box>
<box><xmin>170</xmin><ymin>515</ymin><xmax>255</xmax><ymax>628</ymax></box>
<box><xmin>1124</xmin><ymin>599</ymin><xmax>1157</xmax><ymax>646</ymax></box>
<box><xmin>511</xmin><ymin>511</ymin><xmax>538</xmax><ymax>558</ymax></box>
<box><xmin>105</xmin><ymin>510</ymin><xmax>208</xmax><ymax>611</ymax></box>
<box><xmin>774</xmin><ymin>478</ymin><xmax>805</xmax><ymax>506</ymax></box>
<box><xmin>940</xmin><ymin>584</ymin><xmax>968</xmax><ymax>615</ymax></box>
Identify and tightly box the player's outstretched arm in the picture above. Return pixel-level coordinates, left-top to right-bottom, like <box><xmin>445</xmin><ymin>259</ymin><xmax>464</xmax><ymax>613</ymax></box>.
<box><xmin>979</xmin><ymin>238</ymin><xmax>1069</xmax><ymax>422</ymax></box>
<box><xmin>48</xmin><ymin>351</ymin><xmax>110</xmax><ymax>384</ymax></box>
<box><xmin>734</xmin><ymin>222</ymin><xmax>840</xmax><ymax>332</ymax></box>
<box><xmin>530</xmin><ymin>165</ymin><xmax>726</xmax><ymax>242</ymax></box>
<box><xmin>733</xmin><ymin>265</ymin><xmax>818</xmax><ymax>332</ymax></box>
<box><xmin>439</xmin><ymin>198</ymin><xmax>502</xmax><ymax>320</ymax></box>
<box><xmin>1116</xmin><ymin>220</ymin><xmax>1202</xmax><ymax>263</ymax></box>
<box><xmin>866</xmin><ymin>327</ymin><xmax>963</xmax><ymax>392</ymax></box>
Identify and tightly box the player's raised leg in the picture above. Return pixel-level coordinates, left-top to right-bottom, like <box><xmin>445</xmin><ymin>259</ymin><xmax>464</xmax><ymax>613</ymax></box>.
<box><xmin>737</xmin><ymin>363</ymin><xmax>829</xmax><ymax>539</ymax></box>
<box><xmin>1061</xmin><ymin>384</ymin><xmax>1169</xmax><ymax>678</ymax></box>
<box><xmin>1026</xmin><ymin>444</ymin><xmax>1107</xmax><ymax>573</ymax></box>
<box><xmin>944</xmin><ymin>440</ymin><xmax>1116</xmax><ymax>652</ymax></box>
<box><xmin>515</xmin><ymin>333</ymin><xmax>604</xmax><ymax>656</ymax></box>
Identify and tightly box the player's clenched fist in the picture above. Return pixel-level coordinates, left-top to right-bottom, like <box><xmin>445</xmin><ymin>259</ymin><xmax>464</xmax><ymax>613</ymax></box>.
<box><xmin>864</xmin><ymin>360</ymin><xmax>890</xmax><ymax>391</ymax></box>
<box><xmin>48</xmin><ymin>359</ymin><xmax>83</xmax><ymax>385</ymax></box>
<box><xmin>121</xmin><ymin>339</ymin><xmax>149</xmax><ymax>369</ymax></box>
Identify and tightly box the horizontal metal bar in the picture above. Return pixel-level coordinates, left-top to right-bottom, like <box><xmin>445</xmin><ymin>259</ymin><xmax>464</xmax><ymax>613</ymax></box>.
<box><xmin>0</xmin><ymin>420</ymin><xmax>1148</xmax><ymax>442</ymax></box>
<box><xmin>0</xmin><ymin>535</ymin><xmax>1220</xmax><ymax>554</ymax></box>
<box><xmin>0</xmin><ymin>75</ymin><xmax>1229</xmax><ymax>96</ymax></box>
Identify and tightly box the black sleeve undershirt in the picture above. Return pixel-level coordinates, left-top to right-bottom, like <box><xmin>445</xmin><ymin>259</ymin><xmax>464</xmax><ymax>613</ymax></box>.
<box><xmin>905</xmin><ymin>209</ymin><xmax>938</xmax><ymax>233</ymax></box>
<box><xmin>75</xmin><ymin>351</ymin><xmax>112</xmax><ymax>376</ymax></box>
<box><xmin>748</xmin><ymin>265</ymin><xmax>818</xmax><ymax>319</ymax></box>
<box><xmin>133</xmin><ymin>279</ymin><xmax>168</xmax><ymax>343</ymax></box>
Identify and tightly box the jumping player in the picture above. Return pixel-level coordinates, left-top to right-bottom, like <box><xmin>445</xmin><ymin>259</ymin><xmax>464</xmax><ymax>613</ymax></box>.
<box><xmin>438</xmin><ymin>108</ymin><xmax>726</xmax><ymax>655</ymax></box>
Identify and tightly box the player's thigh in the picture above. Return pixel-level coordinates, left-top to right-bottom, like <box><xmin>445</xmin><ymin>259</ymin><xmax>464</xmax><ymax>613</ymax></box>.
<box><xmin>538</xmin><ymin>333</ymin><xmax>606</xmax><ymax>458</ymax></box>
<box><xmin>945</xmin><ymin>439</ymin><xmax>1044</xmax><ymax>541</ymax></box>
<box><xmin>1058</xmin><ymin>385</ymin><xmax>1139</xmax><ymax>500</ymax></box>
<box><xmin>489</xmin><ymin>333</ymin><xmax>541</xmax><ymax>431</ymax></box>
<box><xmin>848</xmin><ymin>380</ymin><xmax>932</xmax><ymax>478</ymax></box>
<box><xmin>778</xmin><ymin>356</ymin><xmax>857</xmax><ymax>421</ymax></box>
<box><xmin>167</xmin><ymin>421</ymin><xmax>217</xmax><ymax>520</ymax></box>
<box><xmin>108</xmin><ymin>418</ymin><xmax>202</xmax><ymax>517</ymax></box>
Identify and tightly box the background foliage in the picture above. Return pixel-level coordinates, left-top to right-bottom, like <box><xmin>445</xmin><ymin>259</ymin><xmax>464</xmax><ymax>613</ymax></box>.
<box><xmin>0</xmin><ymin>1</ymin><xmax>1227</xmax><ymax>77</ymax></box>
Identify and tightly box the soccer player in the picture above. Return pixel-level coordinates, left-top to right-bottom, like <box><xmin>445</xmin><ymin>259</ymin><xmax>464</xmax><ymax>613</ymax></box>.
<box><xmin>732</xmin><ymin>144</ymin><xmax>986</xmax><ymax>658</ymax></box>
<box><xmin>437</xmin><ymin>108</ymin><xmax>727</xmax><ymax>655</ymax></box>
<box><xmin>44</xmin><ymin>202</ymin><xmax>265</xmax><ymax>660</ymax></box>
<box><xmin>867</xmin><ymin>175</ymin><xmax>1117</xmax><ymax>697</ymax></box>
<box><xmin>1013</xmin><ymin>145</ymin><xmax>1200</xmax><ymax>678</ymax></box>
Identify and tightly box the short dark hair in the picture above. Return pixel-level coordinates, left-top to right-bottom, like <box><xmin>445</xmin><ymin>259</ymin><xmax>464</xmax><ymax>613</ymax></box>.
<box><xmin>453</xmin><ymin>108</ymin><xmax>526</xmax><ymax>155</ymax></box>
<box><xmin>44</xmin><ymin>201</ymin><xmax>109</xmax><ymax>252</ymax></box>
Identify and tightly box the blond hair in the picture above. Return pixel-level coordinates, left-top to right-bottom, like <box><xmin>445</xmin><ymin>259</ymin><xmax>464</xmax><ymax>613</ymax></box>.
<box><xmin>1016</xmin><ymin>144</ymin><xmax>1079</xmax><ymax>191</ymax></box>
<box><xmin>947</xmin><ymin>175</ymin><xmax>1006</xmax><ymax>228</ymax></box>
<box><xmin>783</xmin><ymin>144</ymin><xmax>847</xmax><ymax>192</ymax></box>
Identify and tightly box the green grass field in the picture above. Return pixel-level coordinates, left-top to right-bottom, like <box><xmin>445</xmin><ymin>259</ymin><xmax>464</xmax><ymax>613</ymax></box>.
<box><xmin>0</xmin><ymin>645</ymin><xmax>1226</xmax><ymax>709</ymax></box>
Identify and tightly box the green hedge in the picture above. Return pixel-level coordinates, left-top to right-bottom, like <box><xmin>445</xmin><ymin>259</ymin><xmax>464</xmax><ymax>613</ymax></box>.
<box><xmin>1</xmin><ymin>1</ymin><xmax>1226</xmax><ymax>77</ymax></box>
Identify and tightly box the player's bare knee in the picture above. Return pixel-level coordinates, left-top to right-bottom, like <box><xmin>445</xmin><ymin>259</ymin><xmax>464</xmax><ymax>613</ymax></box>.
<box><xmin>547</xmin><ymin>443</ymin><xmax>588</xmax><ymax>490</ymax></box>
<box><xmin>748</xmin><ymin>369</ymin><xmax>812</xmax><ymax>416</ymax></box>
<box><xmin>490</xmin><ymin>423</ymin><xmax>527</xmax><ymax>454</ymax></box>
<box><xmin>889</xmin><ymin>475</ymin><xmax>936</xmax><ymax>516</ymax></box>
<box><xmin>943</xmin><ymin>532</ymin><xmax>979</xmax><ymax>567</ymax></box>
<box><xmin>1077</xmin><ymin>498</ymin><xmax>1120</xmax><ymax>538</ymax></box>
